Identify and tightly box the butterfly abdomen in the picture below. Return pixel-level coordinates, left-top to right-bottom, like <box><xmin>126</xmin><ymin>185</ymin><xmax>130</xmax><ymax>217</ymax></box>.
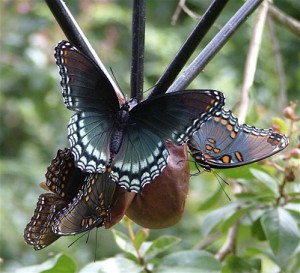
<box><xmin>110</xmin><ymin>104</ymin><xmax>130</xmax><ymax>156</ymax></box>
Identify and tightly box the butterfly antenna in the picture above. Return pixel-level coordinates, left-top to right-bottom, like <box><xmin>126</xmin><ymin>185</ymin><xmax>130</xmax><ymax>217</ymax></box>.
<box><xmin>109</xmin><ymin>67</ymin><xmax>126</xmax><ymax>99</ymax></box>
<box><xmin>68</xmin><ymin>232</ymin><xmax>89</xmax><ymax>248</ymax></box>
<box><xmin>213</xmin><ymin>170</ymin><xmax>231</xmax><ymax>201</ymax></box>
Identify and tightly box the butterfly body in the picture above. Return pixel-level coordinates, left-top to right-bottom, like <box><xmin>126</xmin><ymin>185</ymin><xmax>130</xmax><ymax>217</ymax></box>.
<box><xmin>188</xmin><ymin>109</ymin><xmax>289</xmax><ymax>170</ymax></box>
<box><xmin>55</xmin><ymin>40</ymin><xmax>225</xmax><ymax>191</ymax></box>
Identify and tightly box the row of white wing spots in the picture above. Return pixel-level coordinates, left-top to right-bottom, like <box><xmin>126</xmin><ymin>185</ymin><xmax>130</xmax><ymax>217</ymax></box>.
<box><xmin>243</xmin><ymin>125</ymin><xmax>271</xmax><ymax>136</ymax></box>
<box><xmin>221</xmin><ymin>109</ymin><xmax>240</xmax><ymax>133</ymax></box>
<box><xmin>25</xmin><ymin>196</ymin><xmax>47</xmax><ymax>242</ymax></box>
<box><xmin>111</xmin><ymin>134</ymin><xmax>169</xmax><ymax>192</ymax></box>
<box><xmin>57</xmin><ymin>47</ymin><xmax>72</xmax><ymax>99</ymax></box>
<box><xmin>68</xmin><ymin>114</ymin><xmax>107</xmax><ymax>172</ymax></box>
<box><xmin>185</xmin><ymin>91</ymin><xmax>224</xmax><ymax>139</ymax></box>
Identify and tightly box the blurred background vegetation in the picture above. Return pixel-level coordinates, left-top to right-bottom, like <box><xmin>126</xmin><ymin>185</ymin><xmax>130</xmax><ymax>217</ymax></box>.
<box><xmin>1</xmin><ymin>1</ymin><xmax>299</xmax><ymax>272</ymax></box>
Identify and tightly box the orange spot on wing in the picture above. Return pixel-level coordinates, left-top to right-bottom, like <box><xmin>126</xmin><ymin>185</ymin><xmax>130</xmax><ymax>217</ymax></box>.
<box><xmin>207</xmin><ymin>138</ymin><xmax>216</xmax><ymax>144</ymax></box>
<box><xmin>213</xmin><ymin>148</ymin><xmax>221</xmax><ymax>153</ymax></box>
<box><xmin>230</xmin><ymin>131</ymin><xmax>236</xmax><ymax>139</ymax></box>
<box><xmin>221</xmin><ymin>155</ymin><xmax>231</xmax><ymax>164</ymax></box>
<box><xmin>221</xmin><ymin>119</ymin><xmax>227</xmax><ymax>125</ymax></box>
<box><xmin>205</xmin><ymin>144</ymin><xmax>213</xmax><ymax>151</ymax></box>
<box><xmin>235</xmin><ymin>151</ymin><xmax>243</xmax><ymax>162</ymax></box>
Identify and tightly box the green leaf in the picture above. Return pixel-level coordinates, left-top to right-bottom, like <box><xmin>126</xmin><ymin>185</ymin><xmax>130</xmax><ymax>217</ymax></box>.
<box><xmin>201</xmin><ymin>203</ymin><xmax>239</xmax><ymax>236</ymax></box>
<box><xmin>272</xmin><ymin>117</ymin><xmax>289</xmax><ymax>134</ymax></box>
<box><xmin>16</xmin><ymin>254</ymin><xmax>76</xmax><ymax>273</ymax></box>
<box><xmin>261</xmin><ymin>207</ymin><xmax>300</xmax><ymax>269</ymax></box>
<box><xmin>251</xmin><ymin>218</ymin><xmax>266</xmax><ymax>241</ymax></box>
<box><xmin>198</xmin><ymin>187</ymin><xmax>223</xmax><ymax>211</ymax></box>
<box><xmin>79</xmin><ymin>257</ymin><xmax>143</xmax><ymax>273</ymax></box>
<box><xmin>112</xmin><ymin>229</ymin><xmax>137</xmax><ymax>257</ymax></box>
<box><xmin>145</xmin><ymin>235</ymin><xmax>181</xmax><ymax>259</ymax></box>
<box><xmin>134</xmin><ymin>228</ymin><xmax>149</xmax><ymax>249</ymax></box>
<box><xmin>249</xmin><ymin>169</ymin><xmax>279</xmax><ymax>196</ymax></box>
<box><xmin>154</xmin><ymin>250</ymin><xmax>221</xmax><ymax>273</ymax></box>
<box><xmin>225</xmin><ymin>255</ymin><xmax>259</xmax><ymax>273</ymax></box>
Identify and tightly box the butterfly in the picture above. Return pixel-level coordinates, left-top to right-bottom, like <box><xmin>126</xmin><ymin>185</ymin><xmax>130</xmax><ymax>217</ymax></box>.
<box><xmin>54</xmin><ymin>40</ymin><xmax>225</xmax><ymax>192</ymax></box>
<box><xmin>188</xmin><ymin>108</ymin><xmax>289</xmax><ymax>171</ymax></box>
<box><xmin>24</xmin><ymin>148</ymin><xmax>87</xmax><ymax>250</ymax></box>
<box><xmin>52</xmin><ymin>171</ymin><xmax>116</xmax><ymax>235</ymax></box>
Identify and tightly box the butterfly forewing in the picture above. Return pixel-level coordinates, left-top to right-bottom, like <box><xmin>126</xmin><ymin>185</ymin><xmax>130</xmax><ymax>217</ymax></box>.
<box><xmin>52</xmin><ymin>172</ymin><xmax>116</xmax><ymax>235</ymax></box>
<box><xmin>130</xmin><ymin>90</ymin><xmax>225</xmax><ymax>144</ymax></box>
<box><xmin>188</xmin><ymin>109</ymin><xmax>289</xmax><ymax>169</ymax></box>
<box><xmin>55</xmin><ymin>41</ymin><xmax>120</xmax><ymax>112</ymax></box>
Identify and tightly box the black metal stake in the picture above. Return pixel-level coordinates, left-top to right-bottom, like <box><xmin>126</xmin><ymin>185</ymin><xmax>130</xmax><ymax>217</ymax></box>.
<box><xmin>149</xmin><ymin>0</ymin><xmax>229</xmax><ymax>98</ymax></box>
<box><xmin>167</xmin><ymin>0</ymin><xmax>263</xmax><ymax>93</ymax></box>
<box><xmin>44</xmin><ymin>0</ymin><xmax>121</xmax><ymax>95</ymax></box>
<box><xmin>130</xmin><ymin>0</ymin><xmax>146</xmax><ymax>102</ymax></box>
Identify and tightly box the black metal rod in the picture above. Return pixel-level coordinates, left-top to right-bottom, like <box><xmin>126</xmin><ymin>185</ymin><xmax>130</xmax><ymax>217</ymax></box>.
<box><xmin>130</xmin><ymin>0</ymin><xmax>146</xmax><ymax>102</ymax></box>
<box><xmin>45</xmin><ymin>0</ymin><xmax>121</xmax><ymax>94</ymax></box>
<box><xmin>167</xmin><ymin>0</ymin><xmax>263</xmax><ymax>93</ymax></box>
<box><xmin>149</xmin><ymin>0</ymin><xmax>229</xmax><ymax>98</ymax></box>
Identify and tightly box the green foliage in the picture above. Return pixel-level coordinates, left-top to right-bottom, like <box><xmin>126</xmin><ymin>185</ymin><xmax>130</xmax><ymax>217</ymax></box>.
<box><xmin>1</xmin><ymin>1</ymin><xmax>299</xmax><ymax>273</ymax></box>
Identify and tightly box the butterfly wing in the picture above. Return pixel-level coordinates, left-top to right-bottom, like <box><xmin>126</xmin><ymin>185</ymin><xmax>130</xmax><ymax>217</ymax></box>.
<box><xmin>45</xmin><ymin>148</ymin><xmax>87</xmax><ymax>200</ymax></box>
<box><xmin>111</xmin><ymin>126</ymin><xmax>169</xmax><ymax>191</ymax></box>
<box><xmin>24</xmin><ymin>193</ymin><xmax>67</xmax><ymax>250</ymax></box>
<box><xmin>130</xmin><ymin>90</ymin><xmax>224</xmax><ymax>144</ymax></box>
<box><xmin>52</xmin><ymin>172</ymin><xmax>116</xmax><ymax>235</ymax></box>
<box><xmin>67</xmin><ymin>112</ymin><xmax>115</xmax><ymax>172</ymax></box>
<box><xmin>55</xmin><ymin>41</ymin><xmax>121</xmax><ymax>173</ymax></box>
<box><xmin>189</xmin><ymin>109</ymin><xmax>289</xmax><ymax>169</ymax></box>
<box><xmin>54</xmin><ymin>40</ymin><xmax>120</xmax><ymax>113</ymax></box>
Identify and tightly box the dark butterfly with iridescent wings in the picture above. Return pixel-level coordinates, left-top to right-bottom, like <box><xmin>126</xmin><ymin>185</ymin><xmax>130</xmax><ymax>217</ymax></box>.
<box><xmin>52</xmin><ymin>171</ymin><xmax>116</xmax><ymax>235</ymax></box>
<box><xmin>24</xmin><ymin>148</ymin><xmax>86</xmax><ymax>250</ymax></box>
<box><xmin>54</xmin><ymin>40</ymin><xmax>225</xmax><ymax>192</ymax></box>
<box><xmin>188</xmin><ymin>108</ymin><xmax>289</xmax><ymax>170</ymax></box>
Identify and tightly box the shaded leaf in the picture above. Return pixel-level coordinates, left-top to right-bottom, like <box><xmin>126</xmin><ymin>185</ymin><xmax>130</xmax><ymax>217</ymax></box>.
<box><xmin>201</xmin><ymin>203</ymin><xmax>239</xmax><ymax>236</ymax></box>
<box><xmin>112</xmin><ymin>229</ymin><xmax>137</xmax><ymax>257</ymax></box>
<box><xmin>261</xmin><ymin>207</ymin><xmax>300</xmax><ymax>269</ymax></box>
<box><xmin>250</xmin><ymin>169</ymin><xmax>279</xmax><ymax>196</ymax></box>
<box><xmin>154</xmin><ymin>250</ymin><xmax>221</xmax><ymax>273</ymax></box>
<box><xmin>134</xmin><ymin>228</ymin><xmax>149</xmax><ymax>249</ymax></box>
<box><xmin>226</xmin><ymin>255</ymin><xmax>260</xmax><ymax>273</ymax></box>
<box><xmin>145</xmin><ymin>235</ymin><xmax>181</xmax><ymax>259</ymax></box>
<box><xmin>79</xmin><ymin>257</ymin><xmax>143</xmax><ymax>273</ymax></box>
<box><xmin>16</xmin><ymin>254</ymin><xmax>76</xmax><ymax>273</ymax></box>
<box><xmin>198</xmin><ymin>187</ymin><xmax>223</xmax><ymax>211</ymax></box>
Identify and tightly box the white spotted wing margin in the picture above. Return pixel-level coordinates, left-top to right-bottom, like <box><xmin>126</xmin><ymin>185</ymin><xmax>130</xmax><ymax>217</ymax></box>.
<box><xmin>55</xmin><ymin>40</ymin><xmax>225</xmax><ymax>192</ymax></box>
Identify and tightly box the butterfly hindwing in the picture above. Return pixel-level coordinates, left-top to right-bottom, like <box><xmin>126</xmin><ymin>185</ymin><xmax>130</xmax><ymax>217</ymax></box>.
<box><xmin>45</xmin><ymin>148</ymin><xmax>87</xmax><ymax>200</ymax></box>
<box><xmin>24</xmin><ymin>193</ymin><xmax>67</xmax><ymax>250</ymax></box>
<box><xmin>52</xmin><ymin>172</ymin><xmax>116</xmax><ymax>235</ymax></box>
<box><xmin>189</xmin><ymin>109</ymin><xmax>289</xmax><ymax>169</ymax></box>
<box><xmin>111</xmin><ymin>126</ymin><xmax>169</xmax><ymax>191</ymax></box>
<box><xmin>68</xmin><ymin>112</ymin><xmax>114</xmax><ymax>172</ymax></box>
